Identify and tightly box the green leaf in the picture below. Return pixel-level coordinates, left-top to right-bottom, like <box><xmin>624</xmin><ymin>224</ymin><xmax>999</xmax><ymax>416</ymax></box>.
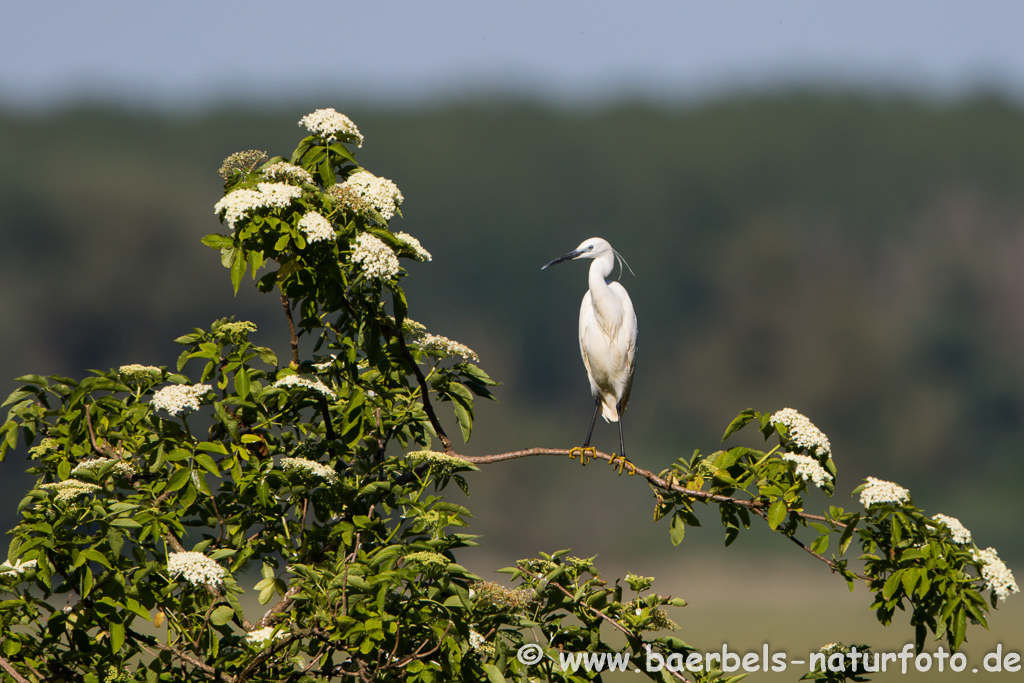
<box><xmin>230</xmin><ymin>248</ymin><xmax>245</xmax><ymax>294</ymax></box>
<box><xmin>125</xmin><ymin>597</ymin><xmax>150</xmax><ymax>621</ymax></box>
<box><xmin>327</xmin><ymin>142</ymin><xmax>358</xmax><ymax>165</ymax></box>
<box><xmin>390</xmin><ymin>285</ymin><xmax>408</xmax><ymax>327</ymax></box>
<box><xmin>248</xmin><ymin>250</ymin><xmax>265</xmax><ymax>278</ymax></box>
<box><xmin>902</xmin><ymin>567</ymin><xmax>922</xmax><ymax>596</ymax></box>
<box><xmin>669</xmin><ymin>512</ymin><xmax>686</xmax><ymax>546</ymax></box>
<box><xmin>107</xmin><ymin>528</ymin><xmax>124</xmax><ymax>556</ymax></box>
<box><xmin>837</xmin><ymin>516</ymin><xmax>858</xmax><ymax>556</ymax></box>
<box><xmin>211</xmin><ymin>605</ymin><xmax>235</xmax><ymax>626</ymax></box>
<box><xmin>234</xmin><ymin>368</ymin><xmax>251</xmax><ymax>400</ymax></box>
<box><xmin>452</xmin><ymin>400</ymin><xmax>473</xmax><ymax>442</ymax></box>
<box><xmin>110</xmin><ymin>517</ymin><xmax>143</xmax><ymax>529</ymax></box>
<box><xmin>482</xmin><ymin>663</ymin><xmax>506</xmax><ymax>683</ymax></box>
<box><xmin>194</xmin><ymin>453</ymin><xmax>220</xmax><ymax>476</ymax></box>
<box><xmin>202</xmin><ymin>234</ymin><xmax>235</xmax><ymax>250</ymax></box>
<box><xmin>810</xmin><ymin>534</ymin><xmax>828</xmax><ymax>555</ymax></box>
<box><xmin>110</xmin><ymin>621</ymin><xmax>125</xmax><ymax>653</ymax></box>
<box><xmin>179</xmin><ymin>482</ymin><xmax>198</xmax><ymax>510</ymax></box>
<box><xmin>882</xmin><ymin>571</ymin><xmax>903</xmax><ymax>600</ymax></box>
<box><xmin>722</xmin><ymin>409</ymin><xmax>756</xmax><ymax>441</ymax></box>
<box><xmin>767</xmin><ymin>499</ymin><xmax>787</xmax><ymax>530</ymax></box>
<box><xmin>82</xmin><ymin>566</ymin><xmax>94</xmax><ymax>599</ymax></box>
<box><xmin>80</xmin><ymin>548</ymin><xmax>113</xmax><ymax>570</ymax></box>
<box><xmin>166</xmin><ymin>467</ymin><xmax>191</xmax><ymax>492</ymax></box>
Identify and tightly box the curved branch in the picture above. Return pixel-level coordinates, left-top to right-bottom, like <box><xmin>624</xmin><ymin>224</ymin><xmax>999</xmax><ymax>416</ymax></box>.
<box><xmin>0</xmin><ymin>653</ymin><xmax>30</xmax><ymax>683</ymax></box>
<box><xmin>395</xmin><ymin>334</ymin><xmax>453</xmax><ymax>454</ymax></box>
<box><xmin>451</xmin><ymin>447</ymin><xmax>867</xmax><ymax>579</ymax></box>
<box><xmin>520</xmin><ymin>567</ymin><xmax>633</xmax><ymax>638</ymax></box>
<box><xmin>126</xmin><ymin>626</ymin><xmax>234</xmax><ymax>682</ymax></box>
<box><xmin>85</xmin><ymin>403</ymin><xmax>117</xmax><ymax>458</ymax></box>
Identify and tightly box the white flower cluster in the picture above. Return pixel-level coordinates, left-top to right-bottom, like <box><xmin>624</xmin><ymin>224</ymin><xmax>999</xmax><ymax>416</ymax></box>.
<box><xmin>394</xmin><ymin>231</ymin><xmax>432</xmax><ymax>262</ymax></box>
<box><xmin>280</xmin><ymin>457</ymin><xmax>338</xmax><ymax>483</ymax></box>
<box><xmin>151</xmin><ymin>384</ymin><xmax>211</xmax><ymax>417</ymax></box>
<box><xmin>401</xmin><ymin>318</ymin><xmax>427</xmax><ymax>342</ymax></box>
<box><xmin>256</xmin><ymin>182</ymin><xmax>303</xmax><ymax>209</ymax></box>
<box><xmin>770</xmin><ymin>408</ymin><xmax>832</xmax><ymax>456</ymax></box>
<box><xmin>0</xmin><ymin>558</ymin><xmax>37</xmax><ymax>575</ymax></box>
<box><xmin>119</xmin><ymin>364</ymin><xmax>162</xmax><ymax>384</ymax></box>
<box><xmin>858</xmin><ymin>476</ymin><xmax>910</xmax><ymax>508</ymax></box>
<box><xmin>214</xmin><ymin>183</ymin><xmax>303</xmax><ymax>230</ymax></box>
<box><xmin>351</xmin><ymin>233</ymin><xmax>400</xmax><ymax>280</ymax></box>
<box><xmin>781</xmin><ymin>452</ymin><xmax>832</xmax><ymax>488</ymax></box>
<box><xmin>40</xmin><ymin>479</ymin><xmax>101</xmax><ymax>503</ymax></box>
<box><xmin>329</xmin><ymin>171</ymin><xmax>404</xmax><ymax>222</ymax></box>
<box><xmin>297</xmin><ymin>211</ymin><xmax>335</xmax><ymax>243</ymax></box>
<box><xmin>469</xmin><ymin>630</ymin><xmax>485</xmax><ymax>650</ymax></box>
<box><xmin>262</xmin><ymin>161</ymin><xmax>313</xmax><ymax>185</ymax></box>
<box><xmin>973</xmin><ymin>547</ymin><xmax>1019</xmax><ymax>602</ymax></box>
<box><xmin>28</xmin><ymin>437</ymin><xmax>60</xmax><ymax>457</ymax></box>
<box><xmin>246</xmin><ymin>625</ymin><xmax>287</xmax><ymax>645</ymax></box>
<box><xmin>274</xmin><ymin>374</ymin><xmax>337</xmax><ymax>399</ymax></box>
<box><xmin>219</xmin><ymin>320</ymin><xmax>257</xmax><ymax>340</ymax></box>
<box><xmin>298</xmin><ymin>108</ymin><xmax>364</xmax><ymax>146</ymax></box>
<box><xmin>407</xmin><ymin>450</ymin><xmax>468</xmax><ymax>468</ymax></box>
<box><xmin>932</xmin><ymin>513</ymin><xmax>973</xmax><ymax>545</ymax></box>
<box><xmin>168</xmin><ymin>551</ymin><xmax>226</xmax><ymax>589</ymax></box>
<box><xmin>418</xmin><ymin>334</ymin><xmax>479</xmax><ymax>363</ymax></box>
<box><xmin>405</xmin><ymin>551</ymin><xmax>451</xmax><ymax>567</ymax></box>
<box><xmin>71</xmin><ymin>457</ymin><xmax>136</xmax><ymax>478</ymax></box>
<box><xmin>218</xmin><ymin>149</ymin><xmax>268</xmax><ymax>179</ymax></box>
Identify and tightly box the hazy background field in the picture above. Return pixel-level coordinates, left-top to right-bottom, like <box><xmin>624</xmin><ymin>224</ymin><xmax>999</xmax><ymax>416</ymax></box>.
<box><xmin>3</xmin><ymin>1</ymin><xmax>1024</xmax><ymax>677</ymax></box>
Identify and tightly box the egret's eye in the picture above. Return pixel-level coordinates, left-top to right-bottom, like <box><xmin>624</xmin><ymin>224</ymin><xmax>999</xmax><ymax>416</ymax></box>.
<box><xmin>587</xmin><ymin>245</ymin><xmax>594</xmax><ymax>251</ymax></box>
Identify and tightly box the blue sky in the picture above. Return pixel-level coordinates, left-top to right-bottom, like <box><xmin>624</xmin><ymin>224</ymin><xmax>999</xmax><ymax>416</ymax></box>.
<box><xmin>4</xmin><ymin>1</ymin><xmax>1024</xmax><ymax>109</ymax></box>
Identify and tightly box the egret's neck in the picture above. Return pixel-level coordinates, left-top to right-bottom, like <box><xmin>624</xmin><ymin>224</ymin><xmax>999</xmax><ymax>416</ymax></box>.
<box><xmin>588</xmin><ymin>252</ymin><xmax>615</xmax><ymax>290</ymax></box>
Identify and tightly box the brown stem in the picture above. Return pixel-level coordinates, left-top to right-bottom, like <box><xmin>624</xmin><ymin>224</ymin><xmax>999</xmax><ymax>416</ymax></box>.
<box><xmin>127</xmin><ymin>626</ymin><xmax>235</xmax><ymax>682</ymax></box>
<box><xmin>280</xmin><ymin>293</ymin><xmax>300</xmax><ymax>366</ymax></box>
<box><xmin>749</xmin><ymin>507</ymin><xmax>869</xmax><ymax>580</ymax></box>
<box><xmin>395</xmin><ymin>335</ymin><xmax>452</xmax><ymax>454</ymax></box>
<box><xmin>317</xmin><ymin>394</ymin><xmax>337</xmax><ymax>442</ymax></box>
<box><xmin>85</xmin><ymin>403</ymin><xmax>117</xmax><ymax>458</ymax></box>
<box><xmin>259</xmin><ymin>585</ymin><xmax>303</xmax><ymax>628</ymax></box>
<box><xmin>0</xmin><ymin>652</ymin><xmax>30</xmax><ymax>683</ymax></box>
<box><xmin>520</xmin><ymin>567</ymin><xmax>633</xmax><ymax>638</ymax></box>
<box><xmin>449</xmin><ymin>447</ymin><xmax>867</xmax><ymax>578</ymax></box>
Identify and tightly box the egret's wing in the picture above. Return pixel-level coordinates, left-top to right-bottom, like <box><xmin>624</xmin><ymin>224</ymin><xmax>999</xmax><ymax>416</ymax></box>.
<box><xmin>610</xmin><ymin>282</ymin><xmax>637</xmax><ymax>416</ymax></box>
<box><xmin>579</xmin><ymin>291</ymin><xmax>600</xmax><ymax>400</ymax></box>
<box><xmin>617</xmin><ymin>308</ymin><xmax>637</xmax><ymax>415</ymax></box>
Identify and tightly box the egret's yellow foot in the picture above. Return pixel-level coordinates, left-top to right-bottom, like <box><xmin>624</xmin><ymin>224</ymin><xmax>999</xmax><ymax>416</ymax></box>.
<box><xmin>569</xmin><ymin>446</ymin><xmax>597</xmax><ymax>465</ymax></box>
<box><xmin>609</xmin><ymin>454</ymin><xmax>637</xmax><ymax>475</ymax></box>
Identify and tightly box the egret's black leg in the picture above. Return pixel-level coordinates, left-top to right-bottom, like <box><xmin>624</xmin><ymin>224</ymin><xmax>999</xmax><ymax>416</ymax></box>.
<box><xmin>617</xmin><ymin>410</ymin><xmax>625</xmax><ymax>459</ymax></box>
<box><xmin>582</xmin><ymin>398</ymin><xmax>601</xmax><ymax>448</ymax></box>
<box><xmin>606</xmin><ymin>402</ymin><xmax>636</xmax><ymax>475</ymax></box>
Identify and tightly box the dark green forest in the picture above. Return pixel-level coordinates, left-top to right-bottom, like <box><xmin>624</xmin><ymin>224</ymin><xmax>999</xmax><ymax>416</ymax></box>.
<box><xmin>2</xmin><ymin>92</ymin><xmax>1023</xmax><ymax>562</ymax></box>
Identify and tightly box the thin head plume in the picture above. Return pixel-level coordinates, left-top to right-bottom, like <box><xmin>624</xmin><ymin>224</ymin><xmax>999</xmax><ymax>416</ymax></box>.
<box><xmin>613</xmin><ymin>248</ymin><xmax>636</xmax><ymax>280</ymax></box>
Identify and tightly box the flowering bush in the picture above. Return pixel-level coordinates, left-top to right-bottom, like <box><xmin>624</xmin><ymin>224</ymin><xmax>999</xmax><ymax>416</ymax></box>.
<box><xmin>0</xmin><ymin>110</ymin><xmax>1014</xmax><ymax>683</ymax></box>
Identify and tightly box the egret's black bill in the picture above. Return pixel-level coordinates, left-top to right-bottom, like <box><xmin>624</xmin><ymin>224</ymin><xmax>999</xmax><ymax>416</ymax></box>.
<box><xmin>541</xmin><ymin>249</ymin><xmax>583</xmax><ymax>270</ymax></box>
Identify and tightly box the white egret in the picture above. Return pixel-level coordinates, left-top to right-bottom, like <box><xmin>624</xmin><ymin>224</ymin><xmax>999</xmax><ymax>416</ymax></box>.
<box><xmin>542</xmin><ymin>237</ymin><xmax>637</xmax><ymax>470</ymax></box>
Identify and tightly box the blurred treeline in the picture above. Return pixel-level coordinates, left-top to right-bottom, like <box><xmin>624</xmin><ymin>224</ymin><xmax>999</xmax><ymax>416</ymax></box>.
<box><xmin>1</xmin><ymin>92</ymin><xmax>1023</xmax><ymax>562</ymax></box>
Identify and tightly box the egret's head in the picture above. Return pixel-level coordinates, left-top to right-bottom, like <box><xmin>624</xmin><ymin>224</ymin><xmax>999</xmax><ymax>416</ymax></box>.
<box><xmin>541</xmin><ymin>237</ymin><xmax>634</xmax><ymax>277</ymax></box>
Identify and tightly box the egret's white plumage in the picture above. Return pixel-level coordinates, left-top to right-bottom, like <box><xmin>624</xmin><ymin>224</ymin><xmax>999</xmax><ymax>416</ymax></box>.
<box><xmin>542</xmin><ymin>237</ymin><xmax>637</xmax><ymax>456</ymax></box>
